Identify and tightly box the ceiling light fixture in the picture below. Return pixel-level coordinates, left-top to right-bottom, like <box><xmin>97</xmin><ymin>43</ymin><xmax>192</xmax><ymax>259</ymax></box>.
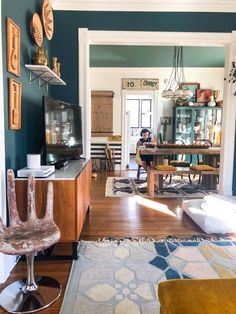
<box><xmin>161</xmin><ymin>46</ymin><xmax>193</xmax><ymax>100</ymax></box>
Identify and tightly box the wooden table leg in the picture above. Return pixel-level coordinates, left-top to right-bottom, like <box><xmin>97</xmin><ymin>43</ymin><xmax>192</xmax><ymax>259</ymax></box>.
<box><xmin>148</xmin><ymin>169</ymin><xmax>155</xmax><ymax>197</ymax></box>
<box><xmin>201</xmin><ymin>155</ymin><xmax>217</xmax><ymax>190</ymax></box>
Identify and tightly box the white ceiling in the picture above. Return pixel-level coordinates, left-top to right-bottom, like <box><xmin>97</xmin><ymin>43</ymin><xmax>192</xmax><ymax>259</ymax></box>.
<box><xmin>52</xmin><ymin>0</ymin><xmax>236</xmax><ymax>12</ymax></box>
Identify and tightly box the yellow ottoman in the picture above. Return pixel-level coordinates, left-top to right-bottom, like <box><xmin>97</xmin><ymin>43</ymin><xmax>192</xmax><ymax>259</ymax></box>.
<box><xmin>158</xmin><ymin>278</ymin><xmax>236</xmax><ymax>314</ymax></box>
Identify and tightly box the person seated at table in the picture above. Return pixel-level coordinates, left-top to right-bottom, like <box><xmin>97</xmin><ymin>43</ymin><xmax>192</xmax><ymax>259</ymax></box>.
<box><xmin>136</xmin><ymin>128</ymin><xmax>155</xmax><ymax>170</ymax></box>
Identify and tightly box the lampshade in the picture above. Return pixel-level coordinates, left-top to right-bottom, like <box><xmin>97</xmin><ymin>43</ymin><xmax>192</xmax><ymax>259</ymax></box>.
<box><xmin>161</xmin><ymin>46</ymin><xmax>193</xmax><ymax>100</ymax></box>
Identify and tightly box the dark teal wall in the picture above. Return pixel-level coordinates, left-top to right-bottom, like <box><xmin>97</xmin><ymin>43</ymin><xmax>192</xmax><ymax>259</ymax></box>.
<box><xmin>52</xmin><ymin>11</ymin><xmax>236</xmax><ymax>104</ymax></box>
<box><xmin>90</xmin><ymin>46</ymin><xmax>225</xmax><ymax>67</ymax></box>
<box><xmin>2</xmin><ymin>5</ymin><xmax>236</xmax><ymax>192</ymax></box>
<box><xmin>2</xmin><ymin>0</ymin><xmax>52</xmax><ymax>170</ymax></box>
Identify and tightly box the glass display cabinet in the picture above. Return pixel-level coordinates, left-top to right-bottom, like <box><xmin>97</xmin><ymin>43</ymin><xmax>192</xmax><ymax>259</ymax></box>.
<box><xmin>172</xmin><ymin>106</ymin><xmax>223</xmax><ymax>146</ymax></box>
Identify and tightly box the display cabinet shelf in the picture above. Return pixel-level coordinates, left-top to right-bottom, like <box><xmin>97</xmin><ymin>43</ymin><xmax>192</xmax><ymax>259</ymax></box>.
<box><xmin>173</xmin><ymin>106</ymin><xmax>222</xmax><ymax>146</ymax></box>
<box><xmin>25</xmin><ymin>64</ymin><xmax>66</xmax><ymax>90</ymax></box>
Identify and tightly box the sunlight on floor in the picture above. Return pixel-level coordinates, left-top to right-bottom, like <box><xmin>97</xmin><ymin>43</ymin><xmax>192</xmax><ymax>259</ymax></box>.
<box><xmin>135</xmin><ymin>195</ymin><xmax>177</xmax><ymax>217</ymax></box>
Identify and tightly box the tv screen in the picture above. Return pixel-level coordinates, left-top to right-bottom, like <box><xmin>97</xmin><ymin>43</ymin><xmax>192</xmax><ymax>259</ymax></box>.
<box><xmin>42</xmin><ymin>96</ymin><xmax>83</xmax><ymax>165</ymax></box>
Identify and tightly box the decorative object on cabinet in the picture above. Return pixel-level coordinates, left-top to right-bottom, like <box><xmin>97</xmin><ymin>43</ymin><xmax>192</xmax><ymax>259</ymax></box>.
<box><xmin>212</xmin><ymin>90</ymin><xmax>220</xmax><ymax>102</ymax></box>
<box><xmin>25</xmin><ymin>64</ymin><xmax>66</xmax><ymax>91</ymax></box>
<box><xmin>207</xmin><ymin>96</ymin><xmax>216</xmax><ymax>107</ymax></box>
<box><xmin>217</xmin><ymin>100</ymin><xmax>223</xmax><ymax>107</ymax></box>
<box><xmin>180</xmin><ymin>82</ymin><xmax>200</xmax><ymax>102</ymax></box>
<box><xmin>196</xmin><ymin>89</ymin><xmax>212</xmax><ymax>103</ymax></box>
<box><xmin>6</xmin><ymin>17</ymin><xmax>20</xmax><ymax>77</ymax></box>
<box><xmin>91</xmin><ymin>91</ymin><xmax>114</xmax><ymax>136</ymax></box>
<box><xmin>29</xmin><ymin>13</ymin><xmax>43</xmax><ymax>47</ymax></box>
<box><xmin>42</xmin><ymin>0</ymin><xmax>54</xmax><ymax>40</ymax></box>
<box><xmin>32</xmin><ymin>46</ymin><xmax>48</xmax><ymax>66</ymax></box>
<box><xmin>9</xmin><ymin>78</ymin><xmax>22</xmax><ymax>130</ymax></box>
<box><xmin>161</xmin><ymin>46</ymin><xmax>193</xmax><ymax>100</ymax></box>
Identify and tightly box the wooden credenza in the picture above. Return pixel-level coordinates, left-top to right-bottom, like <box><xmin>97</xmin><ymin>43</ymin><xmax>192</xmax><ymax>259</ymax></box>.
<box><xmin>15</xmin><ymin>160</ymin><xmax>91</xmax><ymax>242</ymax></box>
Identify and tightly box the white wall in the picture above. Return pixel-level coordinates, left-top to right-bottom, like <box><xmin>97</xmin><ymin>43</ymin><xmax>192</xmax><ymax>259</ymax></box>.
<box><xmin>90</xmin><ymin>67</ymin><xmax>224</xmax><ymax>140</ymax></box>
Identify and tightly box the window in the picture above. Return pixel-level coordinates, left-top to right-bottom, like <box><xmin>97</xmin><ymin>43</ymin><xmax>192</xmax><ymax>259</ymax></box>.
<box><xmin>141</xmin><ymin>99</ymin><xmax>151</xmax><ymax>128</ymax></box>
<box><xmin>127</xmin><ymin>98</ymin><xmax>152</xmax><ymax>130</ymax></box>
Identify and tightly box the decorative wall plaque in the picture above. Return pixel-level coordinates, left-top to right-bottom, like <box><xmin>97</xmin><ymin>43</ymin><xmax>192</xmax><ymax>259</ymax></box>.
<box><xmin>122</xmin><ymin>78</ymin><xmax>159</xmax><ymax>90</ymax></box>
<box><xmin>29</xmin><ymin>13</ymin><xmax>43</xmax><ymax>47</ymax></box>
<box><xmin>7</xmin><ymin>18</ymin><xmax>20</xmax><ymax>77</ymax></box>
<box><xmin>42</xmin><ymin>0</ymin><xmax>54</xmax><ymax>40</ymax></box>
<box><xmin>9</xmin><ymin>78</ymin><xmax>22</xmax><ymax>130</ymax></box>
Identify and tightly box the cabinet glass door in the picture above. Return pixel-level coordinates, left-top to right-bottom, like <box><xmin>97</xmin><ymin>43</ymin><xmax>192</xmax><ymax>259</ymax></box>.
<box><xmin>175</xmin><ymin>108</ymin><xmax>192</xmax><ymax>144</ymax></box>
<box><xmin>193</xmin><ymin>108</ymin><xmax>207</xmax><ymax>142</ymax></box>
<box><xmin>204</xmin><ymin>108</ymin><xmax>222</xmax><ymax>146</ymax></box>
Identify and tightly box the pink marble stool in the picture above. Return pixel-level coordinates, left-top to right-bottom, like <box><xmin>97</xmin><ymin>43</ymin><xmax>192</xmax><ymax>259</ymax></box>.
<box><xmin>0</xmin><ymin>169</ymin><xmax>61</xmax><ymax>313</ymax></box>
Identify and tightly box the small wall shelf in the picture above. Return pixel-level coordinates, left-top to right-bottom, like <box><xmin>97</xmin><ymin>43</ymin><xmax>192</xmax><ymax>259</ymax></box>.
<box><xmin>25</xmin><ymin>64</ymin><xmax>66</xmax><ymax>91</ymax></box>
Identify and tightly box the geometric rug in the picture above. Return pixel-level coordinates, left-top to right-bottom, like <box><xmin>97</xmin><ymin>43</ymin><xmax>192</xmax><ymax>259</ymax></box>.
<box><xmin>60</xmin><ymin>239</ymin><xmax>236</xmax><ymax>314</ymax></box>
<box><xmin>105</xmin><ymin>176</ymin><xmax>217</xmax><ymax>198</ymax></box>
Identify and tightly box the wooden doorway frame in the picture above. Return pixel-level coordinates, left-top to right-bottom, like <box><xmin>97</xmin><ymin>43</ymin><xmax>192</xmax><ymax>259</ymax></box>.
<box><xmin>79</xmin><ymin>29</ymin><xmax>236</xmax><ymax>195</ymax></box>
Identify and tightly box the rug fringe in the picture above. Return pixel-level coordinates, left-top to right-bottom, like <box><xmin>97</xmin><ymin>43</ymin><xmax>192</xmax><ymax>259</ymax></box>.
<box><xmin>81</xmin><ymin>234</ymin><xmax>232</xmax><ymax>245</ymax></box>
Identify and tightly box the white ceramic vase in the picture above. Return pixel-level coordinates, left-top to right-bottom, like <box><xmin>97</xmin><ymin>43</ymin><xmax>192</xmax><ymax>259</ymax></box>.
<box><xmin>207</xmin><ymin>96</ymin><xmax>216</xmax><ymax>107</ymax></box>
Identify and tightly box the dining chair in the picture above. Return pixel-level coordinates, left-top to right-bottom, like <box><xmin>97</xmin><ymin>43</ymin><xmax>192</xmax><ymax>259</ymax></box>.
<box><xmin>167</xmin><ymin>140</ymin><xmax>192</xmax><ymax>184</ymax></box>
<box><xmin>194</xmin><ymin>139</ymin><xmax>213</xmax><ymax>184</ymax></box>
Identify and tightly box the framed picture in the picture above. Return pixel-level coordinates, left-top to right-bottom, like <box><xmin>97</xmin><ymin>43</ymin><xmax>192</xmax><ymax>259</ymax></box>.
<box><xmin>180</xmin><ymin>82</ymin><xmax>200</xmax><ymax>102</ymax></box>
<box><xmin>9</xmin><ymin>78</ymin><xmax>22</xmax><ymax>130</ymax></box>
<box><xmin>7</xmin><ymin>17</ymin><xmax>20</xmax><ymax>77</ymax></box>
<box><xmin>160</xmin><ymin>116</ymin><xmax>172</xmax><ymax>125</ymax></box>
<box><xmin>197</xmin><ymin>89</ymin><xmax>212</xmax><ymax>103</ymax></box>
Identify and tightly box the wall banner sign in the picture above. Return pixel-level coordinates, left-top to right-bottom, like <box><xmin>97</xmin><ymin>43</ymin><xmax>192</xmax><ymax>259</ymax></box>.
<box><xmin>122</xmin><ymin>78</ymin><xmax>159</xmax><ymax>90</ymax></box>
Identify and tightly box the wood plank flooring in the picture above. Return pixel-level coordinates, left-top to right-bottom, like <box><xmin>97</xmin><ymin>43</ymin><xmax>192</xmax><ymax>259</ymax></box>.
<box><xmin>82</xmin><ymin>170</ymin><xmax>205</xmax><ymax>239</ymax></box>
<box><xmin>0</xmin><ymin>170</ymin><xmax>234</xmax><ymax>313</ymax></box>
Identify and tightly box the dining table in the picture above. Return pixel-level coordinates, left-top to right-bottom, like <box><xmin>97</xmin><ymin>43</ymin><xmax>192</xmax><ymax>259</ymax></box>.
<box><xmin>139</xmin><ymin>145</ymin><xmax>221</xmax><ymax>190</ymax></box>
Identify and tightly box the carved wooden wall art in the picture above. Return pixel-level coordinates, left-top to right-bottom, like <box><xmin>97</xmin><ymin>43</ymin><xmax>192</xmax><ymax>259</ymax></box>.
<box><xmin>42</xmin><ymin>0</ymin><xmax>54</xmax><ymax>40</ymax></box>
<box><xmin>7</xmin><ymin>18</ymin><xmax>20</xmax><ymax>77</ymax></box>
<box><xmin>9</xmin><ymin>78</ymin><xmax>22</xmax><ymax>130</ymax></box>
<box><xmin>29</xmin><ymin>13</ymin><xmax>43</xmax><ymax>47</ymax></box>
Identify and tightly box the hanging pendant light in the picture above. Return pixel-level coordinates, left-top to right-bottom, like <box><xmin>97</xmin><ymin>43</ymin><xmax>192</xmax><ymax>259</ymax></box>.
<box><xmin>161</xmin><ymin>46</ymin><xmax>193</xmax><ymax>100</ymax></box>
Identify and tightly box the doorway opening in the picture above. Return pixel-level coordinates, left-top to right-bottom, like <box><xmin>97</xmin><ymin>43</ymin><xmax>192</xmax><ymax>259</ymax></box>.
<box><xmin>79</xmin><ymin>29</ymin><xmax>235</xmax><ymax>195</ymax></box>
<box><xmin>125</xmin><ymin>92</ymin><xmax>156</xmax><ymax>170</ymax></box>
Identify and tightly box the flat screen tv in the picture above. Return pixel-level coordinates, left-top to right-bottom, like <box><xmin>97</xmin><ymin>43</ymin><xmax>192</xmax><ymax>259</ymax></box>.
<box><xmin>42</xmin><ymin>96</ymin><xmax>83</xmax><ymax>165</ymax></box>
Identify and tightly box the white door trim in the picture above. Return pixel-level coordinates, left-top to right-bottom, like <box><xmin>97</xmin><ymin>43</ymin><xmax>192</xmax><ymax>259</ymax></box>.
<box><xmin>53</xmin><ymin>0</ymin><xmax>236</xmax><ymax>13</ymax></box>
<box><xmin>78</xmin><ymin>28</ymin><xmax>91</xmax><ymax>159</ymax></box>
<box><xmin>79</xmin><ymin>28</ymin><xmax>235</xmax><ymax>195</ymax></box>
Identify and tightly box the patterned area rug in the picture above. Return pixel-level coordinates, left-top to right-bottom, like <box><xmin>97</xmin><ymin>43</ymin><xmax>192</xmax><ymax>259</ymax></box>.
<box><xmin>60</xmin><ymin>239</ymin><xmax>236</xmax><ymax>314</ymax></box>
<box><xmin>105</xmin><ymin>176</ymin><xmax>217</xmax><ymax>198</ymax></box>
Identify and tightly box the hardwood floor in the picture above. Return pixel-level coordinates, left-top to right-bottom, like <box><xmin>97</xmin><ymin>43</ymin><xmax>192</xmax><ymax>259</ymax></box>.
<box><xmin>0</xmin><ymin>170</ymin><xmax>232</xmax><ymax>313</ymax></box>
<box><xmin>82</xmin><ymin>169</ymin><xmax>204</xmax><ymax>239</ymax></box>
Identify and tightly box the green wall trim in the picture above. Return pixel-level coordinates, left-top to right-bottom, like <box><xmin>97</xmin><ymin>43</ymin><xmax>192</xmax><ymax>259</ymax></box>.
<box><xmin>52</xmin><ymin>11</ymin><xmax>236</xmax><ymax>103</ymax></box>
<box><xmin>90</xmin><ymin>46</ymin><xmax>225</xmax><ymax>68</ymax></box>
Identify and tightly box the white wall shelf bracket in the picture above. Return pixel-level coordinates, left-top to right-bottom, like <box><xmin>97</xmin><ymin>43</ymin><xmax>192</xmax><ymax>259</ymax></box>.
<box><xmin>25</xmin><ymin>64</ymin><xmax>66</xmax><ymax>92</ymax></box>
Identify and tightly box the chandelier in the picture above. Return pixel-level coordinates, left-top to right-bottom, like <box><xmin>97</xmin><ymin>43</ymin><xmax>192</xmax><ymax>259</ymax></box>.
<box><xmin>161</xmin><ymin>46</ymin><xmax>193</xmax><ymax>100</ymax></box>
